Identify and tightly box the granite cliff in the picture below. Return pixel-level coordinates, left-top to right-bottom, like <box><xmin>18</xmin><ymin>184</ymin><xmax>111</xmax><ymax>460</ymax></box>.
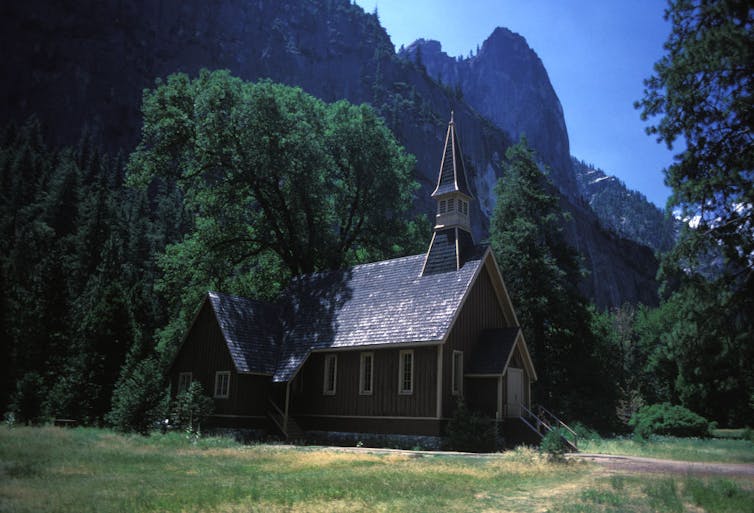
<box><xmin>0</xmin><ymin>0</ymin><xmax>658</xmax><ymax>307</ymax></box>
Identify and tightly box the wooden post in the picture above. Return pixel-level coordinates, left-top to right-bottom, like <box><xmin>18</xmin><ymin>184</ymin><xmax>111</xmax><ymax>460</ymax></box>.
<box><xmin>283</xmin><ymin>381</ymin><xmax>291</xmax><ymax>436</ymax></box>
<box><xmin>436</xmin><ymin>344</ymin><xmax>443</xmax><ymax>419</ymax></box>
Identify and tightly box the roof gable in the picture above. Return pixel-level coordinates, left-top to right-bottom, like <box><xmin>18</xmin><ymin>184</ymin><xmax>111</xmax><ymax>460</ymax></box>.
<box><xmin>207</xmin><ymin>292</ymin><xmax>282</xmax><ymax>375</ymax></box>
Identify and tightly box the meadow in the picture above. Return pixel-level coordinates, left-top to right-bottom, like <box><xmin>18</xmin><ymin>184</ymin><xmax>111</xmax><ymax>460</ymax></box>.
<box><xmin>1</xmin><ymin>426</ymin><xmax>753</xmax><ymax>513</ymax></box>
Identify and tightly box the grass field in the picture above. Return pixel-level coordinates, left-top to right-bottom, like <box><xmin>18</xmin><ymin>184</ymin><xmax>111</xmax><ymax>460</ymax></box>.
<box><xmin>1</xmin><ymin>427</ymin><xmax>753</xmax><ymax>513</ymax></box>
<box><xmin>579</xmin><ymin>435</ymin><xmax>754</xmax><ymax>463</ymax></box>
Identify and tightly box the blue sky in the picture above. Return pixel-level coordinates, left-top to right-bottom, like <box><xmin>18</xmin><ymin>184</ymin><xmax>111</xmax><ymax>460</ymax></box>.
<box><xmin>353</xmin><ymin>0</ymin><xmax>675</xmax><ymax>208</ymax></box>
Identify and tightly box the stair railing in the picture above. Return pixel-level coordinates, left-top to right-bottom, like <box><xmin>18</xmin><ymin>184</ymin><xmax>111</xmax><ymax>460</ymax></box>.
<box><xmin>535</xmin><ymin>405</ymin><xmax>578</xmax><ymax>450</ymax></box>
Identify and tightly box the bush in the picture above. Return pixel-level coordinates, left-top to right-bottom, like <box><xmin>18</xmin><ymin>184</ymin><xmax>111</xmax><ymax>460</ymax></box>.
<box><xmin>540</xmin><ymin>428</ymin><xmax>569</xmax><ymax>461</ymax></box>
<box><xmin>171</xmin><ymin>381</ymin><xmax>214</xmax><ymax>436</ymax></box>
<box><xmin>629</xmin><ymin>403</ymin><xmax>711</xmax><ymax>439</ymax></box>
<box><xmin>445</xmin><ymin>400</ymin><xmax>497</xmax><ymax>452</ymax></box>
<box><xmin>10</xmin><ymin>372</ymin><xmax>45</xmax><ymax>425</ymax></box>
<box><xmin>571</xmin><ymin>421</ymin><xmax>601</xmax><ymax>441</ymax></box>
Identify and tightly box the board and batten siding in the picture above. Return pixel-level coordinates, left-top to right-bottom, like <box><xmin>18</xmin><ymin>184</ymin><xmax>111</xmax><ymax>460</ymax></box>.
<box><xmin>170</xmin><ymin>301</ymin><xmax>270</xmax><ymax>419</ymax></box>
<box><xmin>290</xmin><ymin>346</ymin><xmax>437</xmax><ymax>418</ymax></box>
<box><xmin>442</xmin><ymin>264</ymin><xmax>508</xmax><ymax>417</ymax></box>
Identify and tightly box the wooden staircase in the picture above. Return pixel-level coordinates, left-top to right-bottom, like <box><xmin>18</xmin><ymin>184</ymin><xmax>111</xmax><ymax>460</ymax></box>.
<box><xmin>267</xmin><ymin>399</ymin><xmax>305</xmax><ymax>440</ymax></box>
<box><xmin>518</xmin><ymin>404</ymin><xmax>578</xmax><ymax>452</ymax></box>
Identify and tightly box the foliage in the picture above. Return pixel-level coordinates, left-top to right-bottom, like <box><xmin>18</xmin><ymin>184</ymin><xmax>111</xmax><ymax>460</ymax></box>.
<box><xmin>539</xmin><ymin>428</ymin><xmax>569</xmax><ymax>461</ymax></box>
<box><xmin>170</xmin><ymin>381</ymin><xmax>214</xmax><ymax>435</ymax></box>
<box><xmin>444</xmin><ymin>400</ymin><xmax>497</xmax><ymax>452</ymax></box>
<box><xmin>106</xmin><ymin>356</ymin><xmax>169</xmax><ymax>434</ymax></box>
<box><xmin>637</xmin><ymin>0</ymin><xmax>753</xmax><ymax>272</ymax></box>
<box><xmin>630</xmin><ymin>403</ymin><xmax>711</xmax><ymax>439</ymax></box>
<box><xmin>126</xmin><ymin>70</ymin><xmax>424</xmax><ymax>358</ymax></box>
<box><xmin>571</xmin><ymin>422</ymin><xmax>601</xmax><ymax>442</ymax></box>
<box><xmin>0</xmin><ymin>118</ymin><xmax>186</xmax><ymax>423</ymax></box>
<box><xmin>490</xmin><ymin>137</ymin><xmax>618</xmax><ymax>428</ymax></box>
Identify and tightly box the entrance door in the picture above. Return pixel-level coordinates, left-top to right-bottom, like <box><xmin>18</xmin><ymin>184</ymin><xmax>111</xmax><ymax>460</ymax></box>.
<box><xmin>506</xmin><ymin>368</ymin><xmax>523</xmax><ymax>417</ymax></box>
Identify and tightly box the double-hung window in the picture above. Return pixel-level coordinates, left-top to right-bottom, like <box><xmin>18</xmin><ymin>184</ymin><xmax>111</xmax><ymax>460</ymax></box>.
<box><xmin>398</xmin><ymin>350</ymin><xmax>414</xmax><ymax>395</ymax></box>
<box><xmin>323</xmin><ymin>354</ymin><xmax>337</xmax><ymax>395</ymax></box>
<box><xmin>359</xmin><ymin>352</ymin><xmax>374</xmax><ymax>395</ymax></box>
<box><xmin>214</xmin><ymin>371</ymin><xmax>230</xmax><ymax>398</ymax></box>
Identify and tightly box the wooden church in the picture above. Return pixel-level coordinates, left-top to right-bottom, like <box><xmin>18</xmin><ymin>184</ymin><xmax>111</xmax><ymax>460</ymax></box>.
<box><xmin>169</xmin><ymin>114</ymin><xmax>538</xmax><ymax>444</ymax></box>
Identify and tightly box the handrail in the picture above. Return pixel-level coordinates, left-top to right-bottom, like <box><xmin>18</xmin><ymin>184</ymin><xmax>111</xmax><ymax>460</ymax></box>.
<box><xmin>268</xmin><ymin>398</ymin><xmax>285</xmax><ymax>418</ymax></box>
<box><xmin>537</xmin><ymin>405</ymin><xmax>577</xmax><ymax>439</ymax></box>
<box><xmin>535</xmin><ymin>404</ymin><xmax>578</xmax><ymax>449</ymax></box>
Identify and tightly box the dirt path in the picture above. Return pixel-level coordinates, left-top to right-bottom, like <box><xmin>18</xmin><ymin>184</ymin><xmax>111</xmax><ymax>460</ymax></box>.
<box><xmin>569</xmin><ymin>453</ymin><xmax>754</xmax><ymax>478</ymax></box>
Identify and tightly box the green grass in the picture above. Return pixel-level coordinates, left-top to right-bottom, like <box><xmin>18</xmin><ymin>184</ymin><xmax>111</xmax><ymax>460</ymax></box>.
<box><xmin>579</xmin><ymin>435</ymin><xmax>754</xmax><ymax>463</ymax></box>
<box><xmin>548</xmin><ymin>475</ymin><xmax>754</xmax><ymax>513</ymax></box>
<box><xmin>1</xmin><ymin>427</ymin><xmax>753</xmax><ymax>513</ymax></box>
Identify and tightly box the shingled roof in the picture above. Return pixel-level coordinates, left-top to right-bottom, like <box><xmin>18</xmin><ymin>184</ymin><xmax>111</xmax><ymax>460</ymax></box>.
<box><xmin>274</xmin><ymin>248</ymin><xmax>486</xmax><ymax>382</ymax></box>
<box><xmin>207</xmin><ymin>291</ymin><xmax>282</xmax><ymax>375</ymax></box>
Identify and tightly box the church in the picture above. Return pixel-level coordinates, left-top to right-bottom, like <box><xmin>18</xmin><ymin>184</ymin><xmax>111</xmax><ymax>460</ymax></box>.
<box><xmin>169</xmin><ymin>114</ymin><xmax>537</xmax><ymax>445</ymax></box>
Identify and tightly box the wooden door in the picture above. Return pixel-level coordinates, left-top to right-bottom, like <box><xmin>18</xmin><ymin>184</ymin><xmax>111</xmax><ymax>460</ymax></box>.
<box><xmin>506</xmin><ymin>368</ymin><xmax>523</xmax><ymax>417</ymax></box>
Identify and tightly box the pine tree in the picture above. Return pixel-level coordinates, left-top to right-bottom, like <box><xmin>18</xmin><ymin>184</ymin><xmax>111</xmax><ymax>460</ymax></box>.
<box><xmin>490</xmin><ymin>138</ymin><xmax>617</xmax><ymax>427</ymax></box>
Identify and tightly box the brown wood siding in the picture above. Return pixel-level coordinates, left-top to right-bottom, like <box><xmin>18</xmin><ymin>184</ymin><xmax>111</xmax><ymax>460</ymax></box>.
<box><xmin>170</xmin><ymin>301</ymin><xmax>270</xmax><ymax>417</ymax></box>
<box><xmin>290</xmin><ymin>346</ymin><xmax>437</xmax><ymax>418</ymax></box>
<box><xmin>466</xmin><ymin>378</ymin><xmax>498</xmax><ymax>418</ymax></box>
<box><xmin>443</xmin><ymin>267</ymin><xmax>508</xmax><ymax>417</ymax></box>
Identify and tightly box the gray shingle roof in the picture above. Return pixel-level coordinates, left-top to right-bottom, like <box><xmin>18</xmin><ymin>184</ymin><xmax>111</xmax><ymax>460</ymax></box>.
<box><xmin>207</xmin><ymin>291</ymin><xmax>281</xmax><ymax>375</ymax></box>
<box><xmin>467</xmin><ymin>327</ymin><xmax>520</xmax><ymax>375</ymax></box>
<box><xmin>274</xmin><ymin>249</ymin><xmax>485</xmax><ymax>381</ymax></box>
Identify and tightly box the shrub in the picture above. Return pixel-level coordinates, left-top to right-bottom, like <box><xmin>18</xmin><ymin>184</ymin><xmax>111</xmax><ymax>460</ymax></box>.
<box><xmin>571</xmin><ymin>421</ymin><xmax>601</xmax><ymax>441</ymax></box>
<box><xmin>10</xmin><ymin>372</ymin><xmax>45</xmax><ymax>425</ymax></box>
<box><xmin>171</xmin><ymin>381</ymin><xmax>214</xmax><ymax>436</ymax></box>
<box><xmin>444</xmin><ymin>400</ymin><xmax>497</xmax><ymax>452</ymax></box>
<box><xmin>540</xmin><ymin>428</ymin><xmax>569</xmax><ymax>461</ymax></box>
<box><xmin>629</xmin><ymin>403</ymin><xmax>711</xmax><ymax>439</ymax></box>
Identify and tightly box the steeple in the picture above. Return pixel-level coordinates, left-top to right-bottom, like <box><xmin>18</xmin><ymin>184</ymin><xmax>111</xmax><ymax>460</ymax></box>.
<box><xmin>421</xmin><ymin>113</ymin><xmax>476</xmax><ymax>276</ymax></box>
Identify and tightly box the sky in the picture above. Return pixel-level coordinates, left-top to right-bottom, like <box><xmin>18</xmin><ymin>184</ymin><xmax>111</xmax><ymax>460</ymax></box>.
<box><xmin>353</xmin><ymin>0</ymin><xmax>676</xmax><ymax>208</ymax></box>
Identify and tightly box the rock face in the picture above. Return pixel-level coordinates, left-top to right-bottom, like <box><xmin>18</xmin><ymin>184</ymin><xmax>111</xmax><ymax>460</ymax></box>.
<box><xmin>573</xmin><ymin>158</ymin><xmax>678</xmax><ymax>254</ymax></box>
<box><xmin>402</xmin><ymin>31</ymin><xmax>577</xmax><ymax>201</ymax></box>
<box><xmin>0</xmin><ymin>0</ymin><xmax>658</xmax><ymax>308</ymax></box>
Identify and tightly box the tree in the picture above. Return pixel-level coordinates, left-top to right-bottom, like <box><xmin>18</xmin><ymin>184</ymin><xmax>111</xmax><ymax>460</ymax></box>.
<box><xmin>636</xmin><ymin>0</ymin><xmax>753</xmax><ymax>273</ymax></box>
<box><xmin>490</xmin><ymin>138</ymin><xmax>618</xmax><ymax>428</ymax></box>
<box><xmin>127</xmin><ymin>71</ymin><xmax>423</xmax><ymax>357</ymax></box>
<box><xmin>637</xmin><ymin>0</ymin><xmax>754</xmax><ymax>426</ymax></box>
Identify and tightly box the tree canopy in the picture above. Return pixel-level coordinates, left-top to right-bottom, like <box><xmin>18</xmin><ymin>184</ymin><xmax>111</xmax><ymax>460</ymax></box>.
<box><xmin>127</xmin><ymin>71</ymin><xmax>420</xmax><ymax>279</ymax></box>
<box><xmin>636</xmin><ymin>0</ymin><xmax>753</xmax><ymax>272</ymax></box>
<box><xmin>127</xmin><ymin>71</ymin><xmax>425</xmax><ymax>358</ymax></box>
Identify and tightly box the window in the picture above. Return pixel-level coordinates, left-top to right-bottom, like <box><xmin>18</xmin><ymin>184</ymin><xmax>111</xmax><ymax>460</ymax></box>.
<box><xmin>398</xmin><ymin>350</ymin><xmax>414</xmax><ymax>395</ymax></box>
<box><xmin>177</xmin><ymin>372</ymin><xmax>192</xmax><ymax>394</ymax></box>
<box><xmin>452</xmin><ymin>351</ymin><xmax>464</xmax><ymax>396</ymax></box>
<box><xmin>439</xmin><ymin>200</ymin><xmax>447</xmax><ymax>214</ymax></box>
<box><xmin>214</xmin><ymin>371</ymin><xmax>230</xmax><ymax>398</ymax></box>
<box><xmin>359</xmin><ymin>352</ymin><xmax>374</xmax><ymax>395</ymax></box>
<box><xmin>323</xmin><ymin>354</ymin><xmax>337</xmax><ymax>395</ymax></box>
<box><xmin>447</xmin><ymin>199</ymin><xmax>454</xmax><ymax>212</ymax></box>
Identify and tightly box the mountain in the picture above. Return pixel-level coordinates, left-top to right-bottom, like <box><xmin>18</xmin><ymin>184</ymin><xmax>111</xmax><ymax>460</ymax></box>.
<box><xmin>401</xmin><ymin>31</ymin><xmax>577</xmax><ymax>203</ymax></box>
<box><xmin>0</xmin><ymin>0</ymin><xmax>658</xmax><ymax>308</ymax></box>
<box><xmin>573</xmin><ymin>157</ymin><xmax>678</xmax><ymax>254</ymax></box>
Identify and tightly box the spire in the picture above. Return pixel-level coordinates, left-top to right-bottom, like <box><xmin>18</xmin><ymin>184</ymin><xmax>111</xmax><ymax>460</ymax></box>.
<box><xmin>421</xmin><ymin>114</ymin><xmax>476</xmax><ymax>276</ymax></box>
<box><xmin>431</xmin><ymin>111</ymin><xmax>473</xmax><ymax>199</ymax></box>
